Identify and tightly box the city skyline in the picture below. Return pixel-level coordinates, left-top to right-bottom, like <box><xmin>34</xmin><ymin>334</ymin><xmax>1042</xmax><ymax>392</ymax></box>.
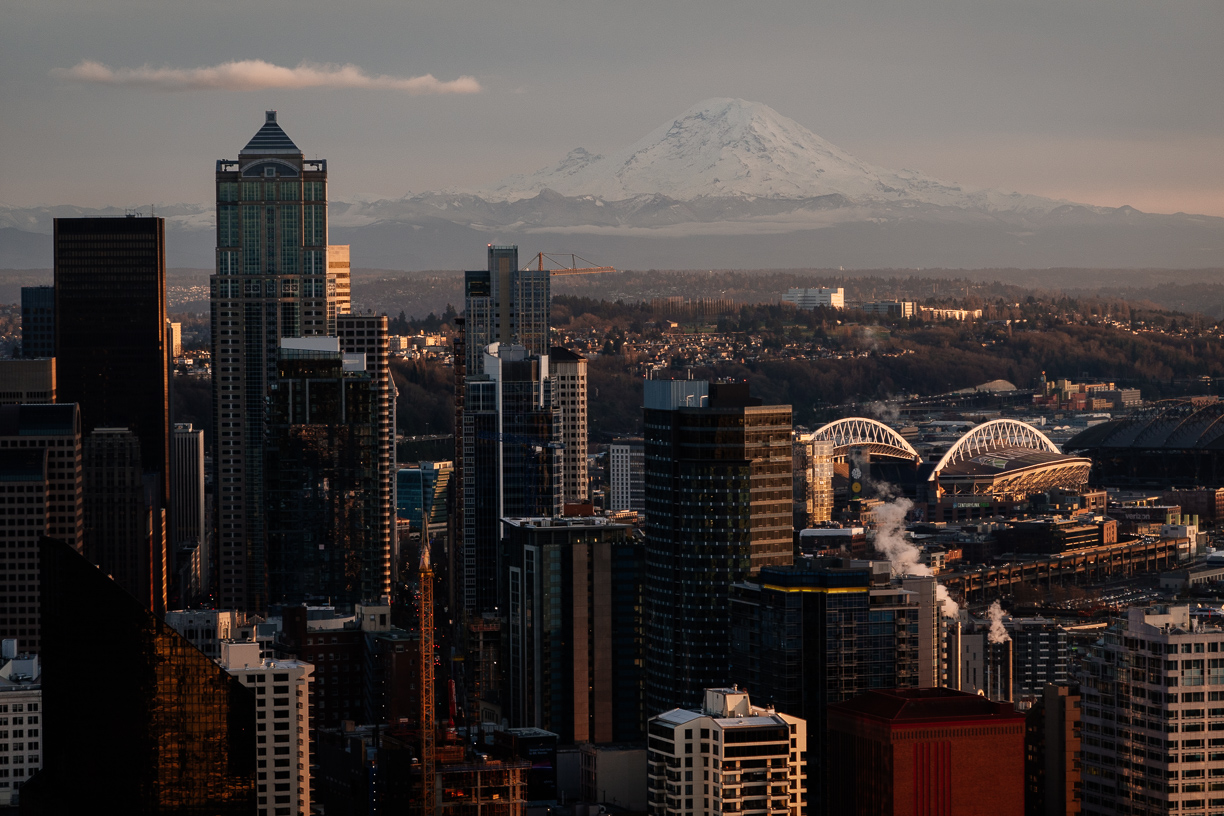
<box><xmin>2</xmin><ymin>1</ymin><xmax>1222</xmax><ymax>218</ymax></box>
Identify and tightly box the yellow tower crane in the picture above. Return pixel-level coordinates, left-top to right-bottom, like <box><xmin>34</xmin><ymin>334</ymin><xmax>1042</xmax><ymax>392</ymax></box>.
<box><xmin>526</xmin><ymin>252</ymin><xmax>616</xmax><ymax>277</ymax></box>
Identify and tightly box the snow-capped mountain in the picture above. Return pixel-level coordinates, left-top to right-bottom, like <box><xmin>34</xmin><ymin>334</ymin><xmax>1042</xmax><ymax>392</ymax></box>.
<box><xmin>3</xmin><ymin>98</ymin><xmax>1224</xmax><ymax>270</ymax></box>
<box><xmin>478</xmin><ymin>98</ymin><xmax>1066</xmax><ymax>215</ymax></box>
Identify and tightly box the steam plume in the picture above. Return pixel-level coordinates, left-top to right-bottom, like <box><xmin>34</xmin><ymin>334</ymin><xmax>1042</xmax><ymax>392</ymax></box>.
<box><xmin>870</xmin><ymin>496</ymin><xmax>958</xmax><ymax>618</ymax></box>
<box><xmin>987</xmin><ymin>599</ymin><xmax>1011</xmax><ymax>644</ymax></box>
<box><xmin>54</xmin><ymin>59</ymin><xmax>481</xmax><ymax>94</ymax></box>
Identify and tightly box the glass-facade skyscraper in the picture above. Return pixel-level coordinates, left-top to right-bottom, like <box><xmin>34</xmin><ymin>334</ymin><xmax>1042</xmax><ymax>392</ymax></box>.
<box><xmin>27</xmin><ymin>536</ymin><xmax>256</xmax><ymax>814</ymax></box>
<box><xmin>463</xmin><ymin>245</ymin><xmax>550</xmax><ymax>375</ymax></box>
<box><xmin>212</xmin><ymin>111</ymin><xmax>337</xmax><ymax>613</ymax></box>
<box><xmin>642</xmin><ymin>380</ymin><xmax>793</xmax><ymax>716</ymax></box>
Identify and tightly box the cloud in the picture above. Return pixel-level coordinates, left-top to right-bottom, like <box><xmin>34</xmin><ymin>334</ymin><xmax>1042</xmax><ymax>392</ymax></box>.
<box><xmin>53</xmin><ymin>59</ymin><xmax>481</xmax><ymax>94</ymax></box>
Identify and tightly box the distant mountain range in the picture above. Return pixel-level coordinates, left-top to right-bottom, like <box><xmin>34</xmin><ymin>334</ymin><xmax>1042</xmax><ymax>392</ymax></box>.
<box><xmin>4</xmin><ymin>98</ymin><xmax>1224</xmax><ymax>270</ymax></box>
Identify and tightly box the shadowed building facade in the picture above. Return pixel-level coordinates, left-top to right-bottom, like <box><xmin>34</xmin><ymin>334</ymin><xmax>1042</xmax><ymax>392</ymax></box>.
<box><xmin>643</xmin><ymin>380</ymin><xmax>793</xmax><ymax>715</ymax></box>
<box><xmin>25</xmin><ymin>536</ymin><xmax>255</xmax><ymax>814</ymax></box>
<box><xmin>54</xmin><ymin>215</ymin><xmax>169</xmax><ymax>614</ymax></box>
<box><xmin>264</xmin><ymin>339</ymin><xmax>386</xmax><ymax>607</ymax></box>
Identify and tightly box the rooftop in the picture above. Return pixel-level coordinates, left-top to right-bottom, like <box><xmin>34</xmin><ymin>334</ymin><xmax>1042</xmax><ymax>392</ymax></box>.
<box><xmin>829</xmin><ymin>687</ymin><xmax>1024</xmax><ymax>724</ymax></box>
<box><xmin>240</xmin><ymin>110</ymin><xmax>301</xmax><ymax>156</ymax></box>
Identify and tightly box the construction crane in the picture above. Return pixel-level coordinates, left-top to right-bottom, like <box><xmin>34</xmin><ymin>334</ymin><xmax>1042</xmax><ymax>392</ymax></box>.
<box><xmin>416</xmin><ymin>543</ymin><xmax>436</xmax><ymax>816</ymax></box>
<box><xmin>526</xmin><ymin>251</ymin><xmax>615</xmax><ymax>277</ymax></box>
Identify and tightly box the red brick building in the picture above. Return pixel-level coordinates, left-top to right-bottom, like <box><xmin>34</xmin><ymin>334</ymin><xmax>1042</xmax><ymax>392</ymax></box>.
<box><xmin>826</xmin><ymin>688</ymin><xmax>1026</xmax><ymax>816</ymax></box>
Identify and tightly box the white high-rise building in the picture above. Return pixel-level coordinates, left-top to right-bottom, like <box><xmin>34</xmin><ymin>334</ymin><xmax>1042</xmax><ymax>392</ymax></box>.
<box><xmin>1079</xmin><ymin>605</ymin><xmax>1224</xmax><ymax>816</ymax></box>
<box><xmin>647</xmin><ymin>688</ymin><xmax>807</xmax><ymax>816</ymax></box>
<box><xmin>0</xmin><ymin>639</ymin><xmax>40</xmax><ymax>807</ymax></box>
<box><xmin>610</xmin><ymin>437</ymin><xmax>644</xmax><ymax>512</ymax></box>
<box><xmin>221</xmin><ymin>640</ymin><xmax>313</xmax><ymax>816</ymax></box>
<box><xmin>165</xmin><ymin>609</ymin><xmax>238</xmax><ymax>660</ymax></box>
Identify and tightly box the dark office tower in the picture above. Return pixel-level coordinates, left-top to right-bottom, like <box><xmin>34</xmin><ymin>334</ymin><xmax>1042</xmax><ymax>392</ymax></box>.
<box><xmin>171</xmin><ymin>423</ymin><xmax>208</xmax><ymax>605</ymax></box>
<box><xmin>463</xmin><ymin>245</ymin><xmax>550</xmax><ymax>375</ymax></box>
<box><xmin>212</xmin><ymin>111</ymin><xmax>337</xmax><ymax>614</ymax></box>
<box><xmin>729</xmin><ymin>558</ymin><xmax>940</xmax><ymax>813</ymax></box>
<box><xmin>53</xmin><ymin>217</ymin><xmax>169</xmax><ymax>499</ymax></box>
<box><xmin>19</xmin><ymin>286</ymin><xmax>54</xmax><ymax>359</ymax></box>
<box><xmin>462</xmin><ymin>343</ymin><xmax>561</xmax><ymax>614</ymax></box>
<box><xmin>0</xmin><ymin>404</ymin><xmax>83</xmax><ymax>652</ymax></box>
<box><xmin>337</xmin><ymin>313</ymin><xmax>394</xmax><ymax>587</ymax></box>
<box><xmin>265</xmin><ymin>338</ymin><xmax>387</xmax><ymax>606</ymax></box>
<box><xmin>27</xmin><ymin>536</ymin><xmax>256</xmax><ymax>815</ymax></box>
<box><xmin>503</xmin><ymin>517</ymin><xmax>644</xmax><ymax>744</ymax></box>
<box><xmin>642</xmin><ymin>379</ymin><xmax>793</xmax><ymax>715</ymax></box>
<box><xmin>83</xmin><ymin>428</ymin><xmax>167</xmax><ymax>614</ymax></box>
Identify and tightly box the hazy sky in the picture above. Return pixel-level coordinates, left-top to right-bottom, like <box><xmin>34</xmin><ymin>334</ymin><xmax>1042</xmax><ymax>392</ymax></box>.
<box><xmin>4</xmin><ymin>0</ymin><xmax>1223</xmax><ymax>215</ymax></box>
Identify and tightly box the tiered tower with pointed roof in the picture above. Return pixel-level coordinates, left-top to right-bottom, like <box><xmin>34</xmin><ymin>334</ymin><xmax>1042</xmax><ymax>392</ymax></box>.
<box><xmin>212</xmin><ymin>111</ymin><xmax>337</xmax><ymax>613</ymax></box>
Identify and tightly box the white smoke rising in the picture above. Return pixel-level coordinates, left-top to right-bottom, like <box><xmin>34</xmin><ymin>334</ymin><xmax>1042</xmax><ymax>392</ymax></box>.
<box><xmin>871</xmin><ymin>496</ymin><xmax>959</xmax><ymax>618</ymax></box>
<box><xmin>936</xmin><ymin>583</ymin><xmax>960</xmax><ymax>619</ymax></box>
<box><xmin>987</xmin><ymin>599</ymin><xmax>1011</xmax><ymax>644</ymax></box>
<box><xmin>54</xmin><ymin>60</ymin><xmax>482</xmax><ymax>94</ymax></box>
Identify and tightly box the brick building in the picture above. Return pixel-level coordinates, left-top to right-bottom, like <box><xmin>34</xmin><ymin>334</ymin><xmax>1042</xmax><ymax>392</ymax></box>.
<box><xmin>826</xmin><ymin>687</ymin><xmax>1025</xmax><ymax>816</ymax></box>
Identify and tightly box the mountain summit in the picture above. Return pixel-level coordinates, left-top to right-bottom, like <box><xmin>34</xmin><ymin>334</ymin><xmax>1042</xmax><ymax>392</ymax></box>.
<box><xmin>481</xmin><ymin>98</ymin><xmax>1060</xmax><ymax>214</ymax></box>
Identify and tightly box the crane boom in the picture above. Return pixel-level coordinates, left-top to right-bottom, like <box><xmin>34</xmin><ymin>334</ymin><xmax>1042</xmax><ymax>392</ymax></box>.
<box><xmin>527</xmin><ymin>251</ymin><xmax>616</xmax><ymax>276</ymax></box>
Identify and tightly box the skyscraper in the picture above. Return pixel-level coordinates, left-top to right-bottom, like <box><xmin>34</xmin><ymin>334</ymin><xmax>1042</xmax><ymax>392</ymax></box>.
<box><xmin>643</xmin><ymin>380</ymin><xmax>793</xmax><ymax>715</ymax></box>
<box><xmin>0</xmin><ymin>404</ymin><xmax>83</xmax><ymax>652</ymax></box>
<box><xmin>463</xmin><ymin>245</ymin><xmax>550</xmax><ymax>375</ymax></box>
<box><xmin>263</xmin><ymin>337</ymin><xmax>387</xmax><ymax>606</ymax></box>
<box><xmin>212</xmin><ymin>111</ymin><xmax>336</xmax><ymax>613</ymax></box>
<box><xmin>1078</xmin><ymin>605</ymin><xmax>1224</xmax><ymax>816</ymax></box>
<box><xmin>54</xmin><ymin>216</ymin><xmax>170</xmax><ymax>613</ymax></box>
<box><xmin>83</xmin><ymin>427</ymin><xmax>167</xmax><ymax>614</ymax></box>
<box><xmin>609</xmin><ymin>437</ymin><xmax>645</xmax><ymax>512</ymax></box>
<box><xmin>54</xmin><ymin>217</ymin><xmax>169</xmax><ymax>498</ymax></box>
<box><xmin>171</xmin><ymin>422</ymin><xmax>208</xmax><ymax>604</ymax></box>
<box><xmin>461</xmin><ymin>343</ymin><xmax>561</xmax><ymax>614</ymax></box>
<box><xmin>29</xmin><ymin>536</ymin><xmax>256</xmax><ymax>814</ymax></box>
<box><xmin>502</xmin><ymin>516</ymin><xmax>643</xmax><ymax>744</ymax></box>
<box><xmin>549</xmin><ymin>347</ymin><xmax>589</xmax><ymax>504</ymax></box>
<box><xmin>19</xmin><ymin>286</ymin><xmax>54</xmax><ymax>360</ymax></box>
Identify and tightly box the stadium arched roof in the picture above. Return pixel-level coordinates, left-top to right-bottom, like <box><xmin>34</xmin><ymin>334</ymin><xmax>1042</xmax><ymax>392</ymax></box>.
<box><xmin>809</xmin><ymin>417</ymin><xmax>920</xmax><ymax>462</ymax></box>
<box><xmin>929</xmin><ymin>419</ymin><xmax>1060</xmax><ymax>479</ymax></box>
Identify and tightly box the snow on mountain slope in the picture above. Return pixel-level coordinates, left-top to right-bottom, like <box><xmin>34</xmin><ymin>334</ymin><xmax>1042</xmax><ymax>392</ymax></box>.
<box><xmin>481</xmin><ymin>98</ymin><xmax>1069</xmax><ymax>215</ymax></box>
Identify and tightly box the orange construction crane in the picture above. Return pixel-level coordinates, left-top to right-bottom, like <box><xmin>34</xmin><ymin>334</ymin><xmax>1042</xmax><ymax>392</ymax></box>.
<box><xmin>527</xmin><ymin>252</ymin><xmax>615</xmax><ymax>277</ymax></box>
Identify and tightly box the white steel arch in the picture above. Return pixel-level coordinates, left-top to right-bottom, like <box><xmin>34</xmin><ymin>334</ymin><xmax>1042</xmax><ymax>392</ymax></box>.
<box><xmin>929</xmin><ymin>419</ymin><xmax>1060</xmax><ymax>478</ymax></box>
<box><xmin>809</xmin><ymin>417</ymin><xmax>920</xmax><ymax>462</ymax></box>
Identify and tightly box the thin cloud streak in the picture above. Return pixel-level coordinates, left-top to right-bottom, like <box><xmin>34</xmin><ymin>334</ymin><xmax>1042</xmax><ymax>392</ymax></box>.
<box><xmin>53</xmin><ymin>59</ymin><xmax>481</xmax><ymax>94</ymax></box>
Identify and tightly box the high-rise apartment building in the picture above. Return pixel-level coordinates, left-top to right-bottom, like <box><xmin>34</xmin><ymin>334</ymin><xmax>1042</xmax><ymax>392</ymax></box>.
<box><xmin>0</xmin><ymin>404</ymin><xmax>83</xmax><ymax>652</ymax></box>
<box><xmin>1025</xmin><ymin>681</ymin><xmax>1082</xmax><ymax>816</ymax></box>
<box><xmin>1078</xmin><ymin>605</ymin><xmax>1224</xmax><ymax>816</ymax></box>
<box><xmin>82</xmin><ymin>427</ymin><xmax>167</xmax><ymax>614</ymax></box>
<box><xmin>549</xmin><ymin>347</ymin><xmax>589</xmax><ymax>504</ymax></box>
<box><xmin>792</xmin><ymin>435</ymin><xmax>833</xmax><ymax>527</ymax></box>
<box><xmin>646</xmin><ymin>687</ymin><xmax>808</xmax><ymax>816</ymax></box>
<box><xmin>337</xmin><ymin>313</ymin><xmax>394</xmax><ymax>585</ymax></box>
<box><xmin>30</xmin><ymin>536</ymin><xmax>256</xmax><ymax>814</ymax></box>
<box><xmin>609</xmin><ymin>437</ymin><xmax>645</xmax><ymax>512</ymax></box>
<box><xmin>461</xmin><ymin>343</ymin><xmax>561</xmax><ymax>614</ymax></box>
<box><xmin>264</xmin><ymin>338</ymin><xmax>388</xmax><ymax>606</ymax></box>
<box><xmin>171</xmin><ymin>423</ymin><xmax>207</xmax><ymax>597</ymax></box>
<box><xmin>0</xmin><ymin>639</ymin><xmax>41</xmax><ymax>807</ymax></box>
<box><xmin>643</xmin><ymin>380</ymin><xmax>793</xmax><ymax>714</ymax></box>
<box><xmin>502</xmin><ymin>516</ymin><xmax>644</xmax><ymax>744</ymax></box>
<box><xmin>220</xmin><ymin>640</ymin><xmax>313</xmax><ymax>816</ymax></box>
<box><xmin>463</xmin><ymin>245</ymin><xmax>550</xmax><ymax>375</ymax></box>
<box><xmin>167</xmin><ymin>321</ymin><xmax>183</xmax><ymax>357</ymax></box>
<box><xmin>826</xmin><ymin>688</ymin><xmax>1026</xmax><ymax>816</ymax></box>
<box><xmin>328</xmin><ymin>245</ymin><xmax>351</xmax><ymax>315</ymax></box>
<box><xmin>212</xmin><ymin>111</ymin><xmax>337</xmax><ymax>613</ymax></box>
<box><xmin>0</xmin><ymin>359</ymin><xmax>56</xmax><ymax>406</ymax></box>
<box><xmin>19</xmin><ymin>286</ymin><xmax>54</xmax><ymax>360</ymax></box>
